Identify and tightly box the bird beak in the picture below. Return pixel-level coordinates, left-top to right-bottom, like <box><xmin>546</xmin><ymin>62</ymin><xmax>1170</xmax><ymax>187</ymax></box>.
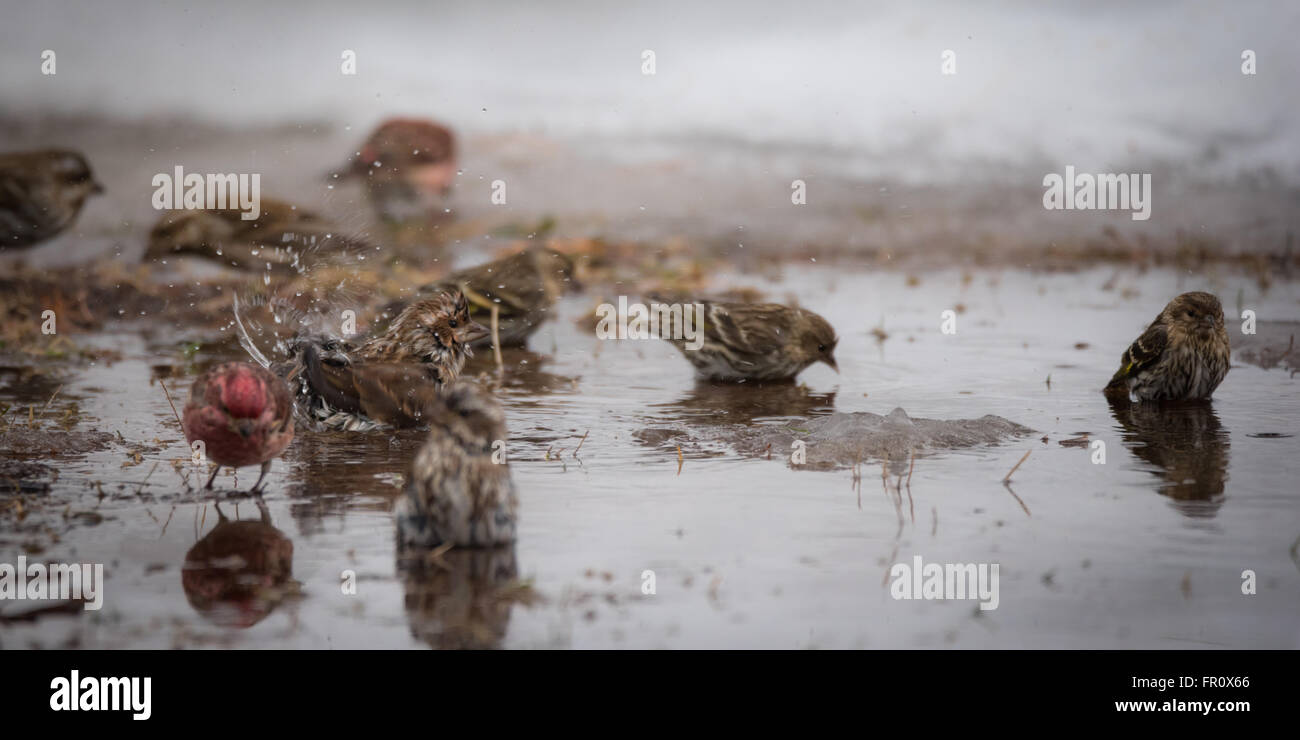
<box><xmin>235</xmin><ymin>419</ymin><xmax>254</xmax><ymax>438</ymax></box>
<box><xmin>91</xmin><ymin>181</ymin><xmax>105</xmax><ymax>195</ymax></box>
<box><xmin>460</xmin><ymin>320</ymin><xmax>491</xmax><ymax>344</ymax></box>
<box><xmin>824</xmin><ymin>355</ymin><xmax>839</xmax><ymax>373</ymax></box>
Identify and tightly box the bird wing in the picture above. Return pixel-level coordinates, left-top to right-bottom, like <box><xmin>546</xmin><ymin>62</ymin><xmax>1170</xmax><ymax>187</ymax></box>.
<box><xmin>0</xmin><ymin>169</ymin><xmax>44</xmax><ymax>246</ymax></box>
<box><xmin>301</xmin><ymin>342</ymin><xmax>365</xmax><ymax>416</ymax></box>
<box><xmin>1105</xmin><ymin>319</ymin><xmax>1168</xmax><ymax>392</ymax></box>
<box><xmin>702</xmin><ymin>302</ymin><xmax>791</xmax><ymax>358</ymax></box>
<box><xmin>349</xmin><ymin>364</ymin><xmax>444</xmax><ymax>428</ymax></box>
<box><xmin>302</xmin><ymin>342</ymin><xmax>442</xmax><ymax>428</ymax></box>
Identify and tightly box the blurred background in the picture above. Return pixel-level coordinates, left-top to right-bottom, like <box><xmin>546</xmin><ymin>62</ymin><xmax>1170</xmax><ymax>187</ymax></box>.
<box><xmin>2</xmin><ymin>0</ymin><xmax>1297</xmax><ymax>265</ymax></box>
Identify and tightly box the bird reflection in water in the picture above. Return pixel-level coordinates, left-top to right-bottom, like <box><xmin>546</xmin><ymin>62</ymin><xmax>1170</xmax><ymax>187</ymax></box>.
<box><xmin>1108</xmin><ymin>399</ymin><xmax>1229</xmax><ymax>518</ymax></box>
<box><xmin>654</xmin><ymin>381</ymin><xmax>836</xmax><ymax>426</ymax></box>
<box><xmin>398</xmin><ymin>546</ymin><xmax>536</xmax><ymax>650</ymax></box>
<box><xmin>181</xmin><ymin>499</ymin><xmax>298</xmax><ymax>628</ymax></box>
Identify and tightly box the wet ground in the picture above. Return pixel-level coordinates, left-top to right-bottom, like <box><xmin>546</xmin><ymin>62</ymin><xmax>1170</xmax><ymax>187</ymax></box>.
<box><xmin>2</xmin><ymin>262</ymin><xmax>1298</xmax><ymax>648</ymax></box>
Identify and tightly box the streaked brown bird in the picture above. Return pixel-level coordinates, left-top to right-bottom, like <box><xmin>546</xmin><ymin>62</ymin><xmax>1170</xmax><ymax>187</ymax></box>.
<box><xmin>411</xmin><ymin>247</ymin><xmax>579</xmax><ymax>348</ymax></box>
<box><xmin>1103</xmin><ymin>291</ymin><xmax>1230</xmax><ymax>402</ymax></box>
<box><xmin>332</xmin><ymin>118</ymin><xmax>457</xmax><ymax>220</ymax></box>
<box><xmin>0</xmin><ymin>149</ymin><xmax>103</xmax><ymax>250</ymax></box>
<box><xmin>182</xmin><ymin>362</ymin><xmax>296</xmax><ymax>492</ymax></box>
<box><xmin>257</xmin><ymin>291</ymin><xmax>488</xmax><ymax>431</ymax></box>
<box><xmin>145</xmin><ymin>197</ymin><xmax>374</xmax><ymax>273</ymax></box>
<box><xmin>654</xmin><ymin>299</ymin><xmax>839</xmax><ymax>382</ymax></box>
<box><xmin>395</xmin><ymin>382</ymin><xmax>518</xmax><ymax>548</ymax></box>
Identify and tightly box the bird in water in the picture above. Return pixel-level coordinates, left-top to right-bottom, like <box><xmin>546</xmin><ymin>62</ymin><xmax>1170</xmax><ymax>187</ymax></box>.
<box><xmin>181</xmin><ymin>362</ymin><xmax>296</xmax><ymax>492</ymax></box>
<box><xmin>405</xmin><ymin>247</ymin><xmax>579</xmax><ymax>349</ymax></box>
<box><xmin>331</xmin><ymin>117</ymin><xmax>457</xmax><ymax>220</ymax></box>
<box><xmin>1103</xmin><ymin>291</ymin><xmax>1230</xmax><ymax>402</ymax></box>
<box><xmin>0</xmin><ymin>149</ymin><xmax>103</xmax><ymax>250</ymax></box>
<box><xmin>652</xmin><ymin>298</ymin><xmax>839</xmax><ymax>382</ymax></box>
<box><xmin>238</xmin><ymin>290</ymin><xmax>488</xmax><ymax>431</ymax></box>
<box><xmin>144</xmin><ymin>196</ymin><xmax>374</xmax><ymax>274</ymax></box>
<box><xmin>394</xmin><ymin>382</ymin><xmax>518</xmax><ymax>549</ymax></box>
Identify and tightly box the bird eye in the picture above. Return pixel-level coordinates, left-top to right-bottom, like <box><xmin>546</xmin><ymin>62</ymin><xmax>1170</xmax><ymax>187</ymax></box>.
<box><xmin>449</xmin><ymin>319</ymin><xmax>458</xmax><ymax>328</ymax></box>
<box><xmin>817</xmin><ymin>344</ymin><xmax>826</xmax><ymax>353</ymax></box>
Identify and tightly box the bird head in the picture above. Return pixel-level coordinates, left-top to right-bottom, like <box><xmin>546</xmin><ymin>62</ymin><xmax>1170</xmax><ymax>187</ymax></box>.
<box><xmin>384</xmin><ymin>290</ymin><xmax>489</xmax><ymax>364</ymax></box>
<box><xmin>214</xmin><ymin>365</ymin><xmax>272</xmax><ymax>434</ymax></box>
<box><xmin>418</xmin><ymin>383</ymin><xmax>508</xmax><ymax>454</ymax></box>
<box><xmin>44</xmin><ymin>150</ymin><xmax>103</xmax><ymax>205</ymax></box>
<box><xmin>797</xmin><ymin>310</ymin><xmax>840</xmax><ymax>373</ymax></box>
<box><xmin>540</xmin><ymin>248</ymin><xmax>583</xmax><ymax>293</ymax></box>
<box><xmin>1164</xmin><ymin>291</ymin><xmax>1224</xmax><ymax>341</ymax></box>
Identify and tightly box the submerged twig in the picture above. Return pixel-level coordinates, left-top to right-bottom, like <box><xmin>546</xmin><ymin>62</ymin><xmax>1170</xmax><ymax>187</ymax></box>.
<box><xmin>572</xmin><ymin>430</ymin><xmax>589</xmax><ymax>458</ymax></box>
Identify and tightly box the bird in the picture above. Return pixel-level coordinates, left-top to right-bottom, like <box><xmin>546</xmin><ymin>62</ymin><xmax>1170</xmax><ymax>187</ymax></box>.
<box><xmin>409</xmin><ymin>247</ymin><xmax>579</xmax><ymax>348</ymax></box>
<box><xmin>258</xmin><ymin>291</ymin><xmax>488</xmax><ymax>431</ymax></box>
<box><xmin>144</xmin><ymin>196</ymin><xmax>374</xmax><ymax>273</ymax></box>
<box><xmin>332</xmin><ymin>118</ymin><xmax>457</xmax><ymax>220</ymax></box>
<box><xmin>394</xmin><ymin>382</ymin><xmax>518</xmax><ymax>549</ymax></box>
<box><xmin>1103</xmin><ymin>291</ymin><xmax>1230</xmax><ymax>402</ymax></box>
<box><xmin>653</xmin><ymin>299</ymin><xmax>839</xmax><ymax>382</ymax></box>
<box><xmin>182</xmin><ymin>362</ymin><xmax>296</xmax><ymax>492</ymax></box>
<box><xmin>0</xmin><ymin>149</ymin><xmax>103</xmax><ymax>250</ymax></box>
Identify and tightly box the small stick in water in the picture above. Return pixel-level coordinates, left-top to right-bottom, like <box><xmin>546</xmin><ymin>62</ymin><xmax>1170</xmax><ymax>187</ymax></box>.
<box><xmin>490</xmin><ymin>304</ymin><xmax>504</xmax><ymax>370</ymax></box>
<box><xmin>159</xmin><ymin>379</ymin><xmax>183</xmax><ymax>431</ymax></box>
<box><xmin>676</xmin><ymin>445</ymin><xmax>683</xmax><ymax>475</ymax></box>
<box><xmin>33</xmin><ymin>384</ymin><xmax>63</xmax><ymax>428</ymax></box>
<box><xmin>573</xmin><ymin>430</ymin><xmax>589</xmax><ymax>458</ymax></box>
<box><xmin>1002</xmin><ymin>450</ymin><xmax>1032</xmax><ymax>482</ymax></box>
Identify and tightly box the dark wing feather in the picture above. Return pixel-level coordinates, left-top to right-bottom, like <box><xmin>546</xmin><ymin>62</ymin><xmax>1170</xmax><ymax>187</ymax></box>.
<box><xmin>301</xmin><ymin>342</ymin><xmax>442</xmax><ymax>428</ymax></box>
<box><xmin>349</xmin><ymin>365</ymin><xmax>444</xmax><ymax>428</ymax></box>
<box><xmin>1105</xmin><ymin>319</ymin><xmax>1168</xmax><ymax>393</ymax></box>
<box><xmin>0</xmin><ymin>168</ymin><xmax>44</xmax><ymax>247</ymax></box>
<box><xmin>704</xmin><ymin>302</ymin><xmax>792</xmax><ymax>358</ymax></box>
<box><xmin>302</xmin><ymin>343</ymin><xmax>365</xmax><ymax>416</ymax></box>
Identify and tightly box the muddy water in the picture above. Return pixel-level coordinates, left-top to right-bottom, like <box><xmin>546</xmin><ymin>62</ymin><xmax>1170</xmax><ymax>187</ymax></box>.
<box><xmin>2</xmin><ymin>265</ymin><xmax>1298</xmax><ymax>648</ymax></box>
